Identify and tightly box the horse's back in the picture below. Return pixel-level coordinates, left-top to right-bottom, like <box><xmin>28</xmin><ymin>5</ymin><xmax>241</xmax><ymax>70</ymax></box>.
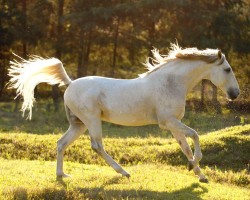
<box><xmin>65</xmin><ymin>76</ymin><xmax>140</xmax><ymax>99</ymax></box>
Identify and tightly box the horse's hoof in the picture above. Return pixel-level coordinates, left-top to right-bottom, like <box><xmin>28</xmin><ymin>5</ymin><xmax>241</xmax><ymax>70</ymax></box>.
<box><xmin>123</xmin><ymin>173</ymin><xmax>131</xmax><ymax>179</ymax></box>
<box><xmin>188</xmin><ymin>161</ymin><xmax>194</xmax><ymax>171</ymax></box>
<box><xmin>199</xmin><ymin>177</ymin><xmax>209</xmax><ymax>183</ymax></box>
<box><xmin>56</xmin><ymin>173</ymin><xmax>71</xmax><ymax>180</ymax></box>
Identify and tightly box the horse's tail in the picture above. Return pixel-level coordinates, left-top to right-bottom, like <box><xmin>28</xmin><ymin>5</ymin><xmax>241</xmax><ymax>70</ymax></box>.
<box><xmin>8</xmin><ymin>54</ymin><xmax>72</xmax><ymax>120</ymax></box>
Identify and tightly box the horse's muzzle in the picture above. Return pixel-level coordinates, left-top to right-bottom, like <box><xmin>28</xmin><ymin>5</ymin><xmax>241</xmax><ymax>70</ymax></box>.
<box><xmin>227</xmin><ymin>88</ymin><xmax>240</xmax><ymax>100</ymax></box>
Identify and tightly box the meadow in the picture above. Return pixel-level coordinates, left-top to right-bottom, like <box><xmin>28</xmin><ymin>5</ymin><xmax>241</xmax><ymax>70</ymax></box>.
<box><xmin>0</xmin><ymin>102</ymin><xmax>249</xmax><ymax>199</ymax></box>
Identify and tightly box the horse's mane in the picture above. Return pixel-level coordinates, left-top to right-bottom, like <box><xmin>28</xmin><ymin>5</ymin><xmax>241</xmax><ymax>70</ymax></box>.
<box><xmin>140</xmin><ymin>43</ymin><xmax>225</xmax><ymax>77</ymax></box>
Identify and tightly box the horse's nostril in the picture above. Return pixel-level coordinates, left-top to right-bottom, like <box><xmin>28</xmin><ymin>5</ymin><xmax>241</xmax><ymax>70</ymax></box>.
<box><xmin>227</xmin><ymin>88</ymin><xmax>239</xmax><ymax>100</ymax></box>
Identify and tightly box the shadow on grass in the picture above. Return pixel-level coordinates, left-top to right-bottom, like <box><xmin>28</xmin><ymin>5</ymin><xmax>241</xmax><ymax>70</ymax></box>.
<box><xmin>155</xmin><ymin>128</ymin><xmax>250</xmax><ymax>173</ymax></box>
<box><xmin>6</xmin><ymin>181</ymin><xmax>208</xmax><ymax>200</ymax></box>
<box><xmin>201</xmin><ymin>134</ymin><xmax>250</xmax><ymax>172</ymax></box>
<box><xmin>79</xmin><ymin>183</ymin><xmax>208</xmax><ymax>200</ymax></box>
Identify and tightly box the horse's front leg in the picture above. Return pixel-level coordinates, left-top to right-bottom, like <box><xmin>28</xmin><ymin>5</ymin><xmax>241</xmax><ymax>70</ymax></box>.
<box><xmin>171</xmin><ymin>130</ymin><xmax>208</xmax><ymax>183</ymax></box>
<box><xmin>160</xmin><ymin>117</ymin><xmax>208</xmax><ymax>182</ymax></box>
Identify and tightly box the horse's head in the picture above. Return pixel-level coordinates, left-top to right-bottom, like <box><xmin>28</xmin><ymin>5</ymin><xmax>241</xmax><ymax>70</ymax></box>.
<box><xmin>209</xmin><ymin>51</ymin><xmax>240</xmax><ymax>100</ymax></box>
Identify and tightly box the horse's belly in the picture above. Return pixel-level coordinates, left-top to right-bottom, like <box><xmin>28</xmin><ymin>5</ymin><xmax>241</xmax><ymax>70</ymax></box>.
<box><xmin>101</xmin><ymin>110</ymin><xmax>157</xmax><ymax>126</ymax></box>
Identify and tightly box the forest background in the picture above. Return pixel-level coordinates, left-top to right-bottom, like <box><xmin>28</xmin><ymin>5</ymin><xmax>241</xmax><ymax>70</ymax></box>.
<box><xmin>0</xmin><ymin>0</ymin><xmax>249</xmax><ymax>113</ymax></box>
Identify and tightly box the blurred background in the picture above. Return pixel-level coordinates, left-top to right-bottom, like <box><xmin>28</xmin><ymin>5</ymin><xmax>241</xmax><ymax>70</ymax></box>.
<box><xmin>0</xmin><ymin>0</ymin><xmax>249</xmax><ymax>135</ymax></box>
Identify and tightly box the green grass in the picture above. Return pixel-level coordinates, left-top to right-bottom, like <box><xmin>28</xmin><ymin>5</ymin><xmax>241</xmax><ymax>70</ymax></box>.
<box><xmin>0</xmin><ymin>160</ymin><xmax>249</xmax><ymax>200</ymax></box>
<box><xmin>0</xmin><ymin>125</ymin><xmax>249</xmax><ymax>199</ymax></box>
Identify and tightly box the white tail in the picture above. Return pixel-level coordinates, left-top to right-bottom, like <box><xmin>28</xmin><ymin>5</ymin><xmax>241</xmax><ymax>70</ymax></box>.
<box><xmin>8</xmin><ymin>54</ymin><xmax>71</xmax><ymax>119</ymax></box>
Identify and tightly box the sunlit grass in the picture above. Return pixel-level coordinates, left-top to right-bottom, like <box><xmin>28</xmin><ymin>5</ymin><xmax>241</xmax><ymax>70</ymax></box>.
<box><xmin>0</xmin><ymin>159</ymin><xmax>249</xmax><ymax>200</ymax></box>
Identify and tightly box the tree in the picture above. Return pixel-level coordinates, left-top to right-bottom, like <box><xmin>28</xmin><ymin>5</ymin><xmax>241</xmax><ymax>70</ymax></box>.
<box><xmin>0</xmin><ymin>0</ymin><xmax>249</xmax><ymax>110</ymax></box>
<box><xmin>0</xmin><ymin>0</ymin><xmax>14</xmax><ymax>98</ymax></box>
<box><xmin>51</xmin><ymin>0</ymin><xmax>65</xmax><ymax>112</ymax></box>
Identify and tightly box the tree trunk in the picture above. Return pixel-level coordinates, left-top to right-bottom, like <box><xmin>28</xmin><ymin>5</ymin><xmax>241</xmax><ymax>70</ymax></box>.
<box><xmin>15</xmin><ymin>0</ymin><xmax>28</xmax><ymax>112</ymax></box>
<box><xmin>201</xmin><ymin>80</ymin><xmax>222</xmax><ymax>114</ymax></box>
<box><xmin>0</xmin><ymin>52</ymin><xmax>7</xmax><ymax>98</ymax></box>
<box><xmin>211</xmin><ymin>83</ymin><xmax>222</xmax><ymax>114</ymax></box>
<box><xmin>22</xmin><ymin>0</ymin><xmax>27</xmax><ymax>57</ymax></box>
<box><xmin>77</xmin><ymin>30</ymin><xmax>85</xmax><ymax>78</ymax></box>
<box><xmin>147</xmin><ymin>19</ymin><xmax>156</xmax><ymax>64</ymax></box>
<box><xmin>200</xmin><ymin>80</ymin><xmax>207</xmax><ymax>111</ymax></box>
<box><xmin>52</xmin><ymin>0</ymin><xmax>64</xmax><ymax>112</ymax></box>
<box><xmin>110</xmin><ymin>17</ymin><xmax>120</xmax><ymax>77</ymax></box>
<box><xmin>77</xmin><ymin>30</ymin><xmax>91</xmax><ymax>78</ymax></box>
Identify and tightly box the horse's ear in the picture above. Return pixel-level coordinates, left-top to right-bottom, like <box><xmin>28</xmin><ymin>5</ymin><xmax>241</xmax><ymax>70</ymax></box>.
<box><xmin>218</xmin><ymin>50</ymin><xmax>222</xmax><ymax>59</ymax></box>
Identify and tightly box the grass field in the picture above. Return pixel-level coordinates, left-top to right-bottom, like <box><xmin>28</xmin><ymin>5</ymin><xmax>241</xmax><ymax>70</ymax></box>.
<box><xmin>0</xmin><ymin>123</ymin><xmax>249</xmax><ymax>199</ymax></box>
<box><xmin>0</xmin><ymin>160</ymin><xmax>249</xmax><ymax>200</ymax></box>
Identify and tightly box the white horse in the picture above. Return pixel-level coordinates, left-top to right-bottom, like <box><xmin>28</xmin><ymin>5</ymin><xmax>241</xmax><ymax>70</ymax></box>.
<box><xmin>8</xmin><ymin>44</ymin><xmax>239</xmax><ymax>183</ymax></box>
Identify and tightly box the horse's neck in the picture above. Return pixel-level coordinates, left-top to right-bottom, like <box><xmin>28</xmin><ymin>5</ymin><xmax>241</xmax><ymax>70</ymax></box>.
<box><xmin>182</xmin><ymin>61</ymin><xmax>211</xmax><ymax>93</ymax></box>
<box><xmin>149</xmin><ymin>60</ymin><xmax>210</xmax><ymax>94</ymax></box>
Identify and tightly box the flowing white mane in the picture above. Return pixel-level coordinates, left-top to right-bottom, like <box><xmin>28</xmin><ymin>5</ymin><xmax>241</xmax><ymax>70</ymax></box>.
<box><xmin>140</xmin><ymin>43</ymin><xmax>224</xmax><ymax>77</ymax></box>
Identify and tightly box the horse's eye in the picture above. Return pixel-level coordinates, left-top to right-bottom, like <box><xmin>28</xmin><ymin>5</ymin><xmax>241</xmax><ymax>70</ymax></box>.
<box><xmin>224</xmin><ymin>68</ymin><xmax>231</xmax><ymax>73</ymax></box>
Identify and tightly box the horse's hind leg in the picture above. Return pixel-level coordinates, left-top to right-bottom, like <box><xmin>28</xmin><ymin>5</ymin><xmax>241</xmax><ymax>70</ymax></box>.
<box><xmin>81</xmin><ymin>115</ymin><xmax>130</xmax><ymax>177</ymax></box>
<box><xmin>56</xmin><ymin>107</ymin><xmax>87</xmax><ymax>178</ymax></box>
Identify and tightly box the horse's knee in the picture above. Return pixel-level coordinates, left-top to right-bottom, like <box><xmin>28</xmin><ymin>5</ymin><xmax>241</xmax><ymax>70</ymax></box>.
<box><xmin>186</xmin><ymin>129</ymin><xmax>199</xmax><ymax>141</ymax></box>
